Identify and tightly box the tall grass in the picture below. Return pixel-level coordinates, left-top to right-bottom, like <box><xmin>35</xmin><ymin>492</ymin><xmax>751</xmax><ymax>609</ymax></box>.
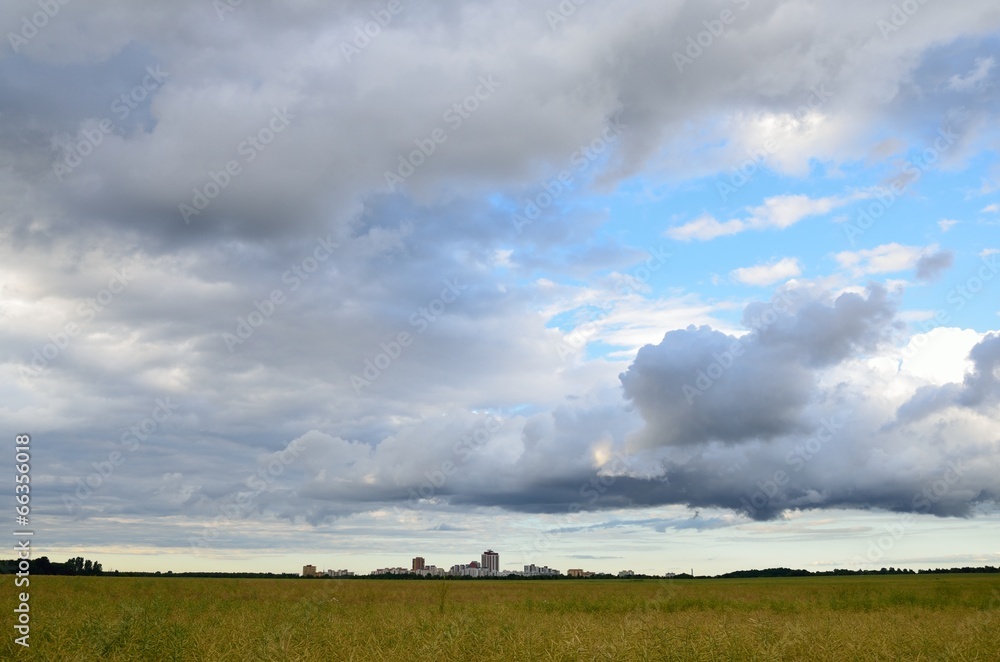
<box><xmin>3</xmin><ymin>574</ymin><xmax>998</xmax><ymax>660</ymax></box>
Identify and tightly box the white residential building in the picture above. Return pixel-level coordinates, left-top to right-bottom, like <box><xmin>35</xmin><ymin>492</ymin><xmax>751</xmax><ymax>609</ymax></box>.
<box><xmin>523</xmin><ymin>564</ymin><xmax>560</xmax><ymax>576</ymax></box>
<box><xmin>416</xmin><ymin>566</ymin><xmax>446</xmax><ymax>577</ymax></box>
<box><xmin>324</xmin><ymin>569</ymin><xmax>354</xmax><ymax>577</ymax></box>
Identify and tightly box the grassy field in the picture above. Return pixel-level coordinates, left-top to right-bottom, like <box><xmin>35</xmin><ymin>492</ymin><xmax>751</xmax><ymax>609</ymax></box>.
<box><xmin>4</xmin><ymin>574</ymin><xmax>999</xmax><ymax>660</ymax></box>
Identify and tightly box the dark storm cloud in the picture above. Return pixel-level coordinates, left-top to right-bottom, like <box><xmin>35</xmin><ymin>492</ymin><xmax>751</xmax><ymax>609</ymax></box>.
<box><xmin>618</xmin><ymin>285</ymin><xmax>897</xmax><ymax>447</ymax></box>
<box><xmin>402</xmin><ymin>410</ymin><xmax>997</xmax><ymax>522</ymax></box>
<box><xmin>284</xmin><ymin>287</ymin><xmax>997</xmax><ymax>523</ymax></box>
<box><xmin>620</xmin><ymin>325</ymin><xmax>815</xmax><ymax>445</ymax></box>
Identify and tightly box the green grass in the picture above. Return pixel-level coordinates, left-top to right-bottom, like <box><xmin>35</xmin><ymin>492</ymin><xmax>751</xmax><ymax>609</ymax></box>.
<box><xmin>4</xmin><ymin>574</ymin><xmax>999</xmax><ymax>660</ymax></box>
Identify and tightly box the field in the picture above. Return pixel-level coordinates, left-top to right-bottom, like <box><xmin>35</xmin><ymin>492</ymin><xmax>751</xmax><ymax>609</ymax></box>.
<box><xmin>4</xmin><ymin>574</ymin><xmax>999</xmax><ymax>660</ymax></box>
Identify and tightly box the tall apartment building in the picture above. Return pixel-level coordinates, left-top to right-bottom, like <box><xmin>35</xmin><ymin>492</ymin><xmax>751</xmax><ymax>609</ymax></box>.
<box><xmin>482</xmin><ymin>549</ymin><xmax>499</xmax><ymax>573</ymax></box>
<box><xmin>412</xmin><ymin>556</ymin><xmax>425</xmax><ymax>571</ymax></box>
<box><xmin>302</xmin><ymin>564</ymin><xmax>318</xmax><ymax>577</ymax></box>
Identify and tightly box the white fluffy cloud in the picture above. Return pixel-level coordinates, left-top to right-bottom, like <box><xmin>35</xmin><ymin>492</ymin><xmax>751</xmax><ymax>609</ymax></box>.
<box><xmin>834</xmin><ymin>243</ymin><xmax>953</xmax><ymax>279</ymax></box>
<box><xmin>731</xmin><ymin>258</ymin><xmax>802</xmax><ymax>286</ymax></box>
<box><xmin>668</xmin><ymin>194</ymin><xmax>865</xmax><ymax>241</ymax></box>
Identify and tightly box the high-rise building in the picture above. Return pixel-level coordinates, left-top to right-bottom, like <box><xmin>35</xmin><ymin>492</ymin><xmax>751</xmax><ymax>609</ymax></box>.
<box><xmin>412</xmin><ymin>557</ymin><xmax>425</xmax><ymax>571</ymax></box>
<box><xmin>302</xmin><ymin>564</ymin><xmax>318</xmax><ymax>577</ymax></box>
<box><xmin>482</xmin><ymin>549</ymin><xmax>499</xmax><ymax>573</ymax></box>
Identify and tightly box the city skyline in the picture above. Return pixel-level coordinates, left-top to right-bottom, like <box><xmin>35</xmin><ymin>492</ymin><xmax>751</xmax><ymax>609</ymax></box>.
<box><xmin>313</xmin><ymin>548</ymin><xmax>643</xmax><ymax>578</ymax></box>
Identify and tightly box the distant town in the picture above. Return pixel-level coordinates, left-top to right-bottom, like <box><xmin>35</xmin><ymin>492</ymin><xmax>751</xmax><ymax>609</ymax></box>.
<box><xmin>301</xmin><ymin>549</ymin><xmax>675</xmax><ymax>579</ymax></box>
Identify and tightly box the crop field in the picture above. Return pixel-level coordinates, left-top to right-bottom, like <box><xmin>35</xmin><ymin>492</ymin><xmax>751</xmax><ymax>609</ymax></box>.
<box><xmin>4</xmin><ymin>574</ymin><xmax>999</xmax><ymax>660</ymax></box>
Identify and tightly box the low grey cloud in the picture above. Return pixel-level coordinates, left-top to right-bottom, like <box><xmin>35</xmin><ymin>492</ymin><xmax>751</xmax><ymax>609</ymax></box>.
<box><xmin>618</xmin><ymin>285</ymin><xmax>897</xmax><ymax>447</ymax></box>
<box><xmin>915</xmin><ymin>249</ymin><xmax>955</xmax><ymax>281</ymax></box>
<box><xmin>251</xmin><ymin>287</ymin><xmax>998</xmax><ymax>523</ymax></box>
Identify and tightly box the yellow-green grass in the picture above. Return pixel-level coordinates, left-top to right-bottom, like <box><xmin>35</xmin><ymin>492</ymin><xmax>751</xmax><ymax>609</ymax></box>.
<box><xmin>4</xmin><ymin>574</ymin><xmax>999</xmax><ymax>660</ymax></box>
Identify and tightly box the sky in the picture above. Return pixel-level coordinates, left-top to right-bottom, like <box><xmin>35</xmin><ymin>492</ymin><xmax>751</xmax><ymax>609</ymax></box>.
<box><xmin>2</xmin><ymin>0</ymin><xmax>999</xmax><ymax>576</ymax></box>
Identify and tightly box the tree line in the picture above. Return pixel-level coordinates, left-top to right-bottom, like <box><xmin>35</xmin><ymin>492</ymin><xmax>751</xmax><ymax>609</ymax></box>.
<box><xmin>0</xmin><ymin>556</ymin><xmax>102</xmax><ymax>575</ymax></box>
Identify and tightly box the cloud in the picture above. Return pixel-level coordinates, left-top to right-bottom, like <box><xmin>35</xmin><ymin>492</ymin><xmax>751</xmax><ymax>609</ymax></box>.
<box><xmin>946</xmin><ymin>57</ymin><xmax>995</xmax><ymax>91</ymax></box>
<box><xmin>665</xmin><ymin>214</ymin><xmax>745</xmax><ymax>241</ymax></box>
<box><xmin>618</xmin><ymin>285</ymin><xmax>898</xmax><ymax>448</ymax></box>
<box><xmin>668</xmin><ymin>194</ymin><xmax>862</xmax><ymax>242</ymax></box>
<box><xmin>731</xmin><ymin>257</ymin><xmax>802</xmax><ymax>286</ymax></box>
<box><xmin>180</xmin><ymin>281</ymin><xmax>997</xmax><ymax>526</ymax></box>
<box><xmin>834</xmin><ymin>243</ymin><xmax>935</xmax><ymax>277</ymax></box>
<box><xmin>915</xmin><ymin>250</ymin><xmax>954</xmax><ymax>281</ymax></box>
<box><xmin>551</xmin><ymin>516</ymin><xmax>733</xmax><ymax>534</ymax></box>
<box><xmin>427</xmin><ymin>523</ymin><xmax>468</xmax><ymax>532</ymax></box>
<box><xmin>834</xmin><ymin>242</ymin><xmax>955</xmax><ymax>280</ymax></box>
<box><xmin>744</xmin><ymin>194</ymin><xmax>855</xmax><ymax>230</ymax></box>
<box><xmin>894</xmin><ymin>332</ymin><xmax>1000</xmax><ymax>424</ymax></box>
<box><xmin>417</xmin><ymin>288</ymin><xmax>998</xmax><ymax>523</ymax></box>
<box><xmin>602</xmin><ymin>311</ymin><xmax>997</xmax><ymax>520</ymax></box>
<box><xmin>983</xmin><ymin>204</ymin><xmax>1000</xmax><ymax>213</ymax></box>
<box><xmin>938</xmin><ymin>219</ymin><xmax>959</xmax><ymax>232</ymax></box>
